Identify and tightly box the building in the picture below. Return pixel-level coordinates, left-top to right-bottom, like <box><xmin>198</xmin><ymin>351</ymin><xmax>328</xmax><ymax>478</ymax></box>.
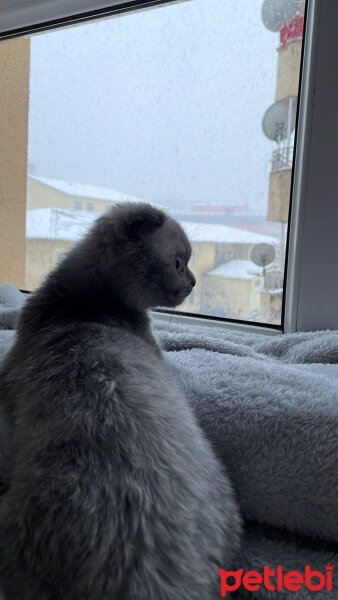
<box><xmin>25</xmin><ymin>208</ymin><xmax>97</xmax><ymax>289</ymax></box>
<box><xmin>179</xmin><ymin>222</ymin><xmax>277</xmax><ymax>319</ymax></box>
<box><xmin>26</xmin><ymin>176</ymin><xmax>151</xmax><ymax>289</ymax></box>
<box><xmin>25</xmin><ymin>209</ymin><xmax>277</xmax><ymax>321</ymax></box>
<box><xmin>27</xmin><ymin>175</ymin><xmax>142</xmax><ymax>213</ymax></box>
<box><xmin>203</xmin><ymin>260</ymin><xmax>263</xmax><ymax>320</ymax></box>
<box><xmin>261</xmin><ymin>0</ymin><xmax>305</xmax><ymax>322</ymax></box>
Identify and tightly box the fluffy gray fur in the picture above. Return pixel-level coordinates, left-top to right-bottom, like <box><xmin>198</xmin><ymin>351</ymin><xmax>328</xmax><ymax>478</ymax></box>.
<box><xmin>0</xmin><ymin>203</ymin><xmax>240</xmax><ymax>600</ymax></box>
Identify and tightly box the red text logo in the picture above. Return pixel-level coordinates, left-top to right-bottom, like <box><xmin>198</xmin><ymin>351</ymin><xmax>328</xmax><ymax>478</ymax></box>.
<box><xmin>219</xmin><ymin>565</ymin><xmax>334</xmax><ymax>596</ymax></box>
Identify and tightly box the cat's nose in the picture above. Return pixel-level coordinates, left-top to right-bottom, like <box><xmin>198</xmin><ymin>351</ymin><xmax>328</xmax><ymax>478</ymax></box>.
<box><xmin>189</xmin><ymin>271</ymin><xmax>196</xmax><ymax>287</ymax></box>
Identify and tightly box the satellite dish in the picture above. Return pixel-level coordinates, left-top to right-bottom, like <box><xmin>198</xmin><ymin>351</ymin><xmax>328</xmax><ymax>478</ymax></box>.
<box><xmin>251</xmin><ymin>243</ymin><xmax>275</xmax><ymax>274</ymax></box>
<box><xmin>261</xmin><ymin>0</ymin><xmax>303</xmax><ymax>32</ymax></box>
<box><xmin>262</xmin><ymin>97</ymin><xmax>297</xmax><ymax>142</ymax></box>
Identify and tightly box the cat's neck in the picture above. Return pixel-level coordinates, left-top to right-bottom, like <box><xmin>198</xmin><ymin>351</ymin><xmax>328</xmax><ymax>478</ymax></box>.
<box><xmin>17</xmin><ymin>268</ymin><xmax>151</xmax><ymax>344</ymax></box>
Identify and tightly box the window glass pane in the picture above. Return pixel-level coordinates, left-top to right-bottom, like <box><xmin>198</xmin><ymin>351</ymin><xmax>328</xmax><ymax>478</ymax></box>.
<box><xmin>25</xmin><ymin>0</ymin><xmax>306</xmax><ymax>324</ymax></box>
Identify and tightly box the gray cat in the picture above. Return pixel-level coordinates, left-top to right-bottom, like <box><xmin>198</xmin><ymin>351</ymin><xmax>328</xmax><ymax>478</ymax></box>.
<box><xmin>0</xmin><ymin>202</ymin><xmax>241</xmax><ymax>599</ymax></box>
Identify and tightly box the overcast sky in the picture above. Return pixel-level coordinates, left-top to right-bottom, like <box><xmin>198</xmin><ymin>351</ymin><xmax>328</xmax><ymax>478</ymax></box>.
<box><xmin>28</xmin><ymin>0</ymin><xmax>280</xmax><ymax>210</ymax></box>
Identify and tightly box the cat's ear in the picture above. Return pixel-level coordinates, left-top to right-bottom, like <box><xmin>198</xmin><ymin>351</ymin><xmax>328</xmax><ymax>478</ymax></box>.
<box><xmin>115</xmin><ymin>203</ymin><xmax>166</xmax><ymax>243</ymax></box>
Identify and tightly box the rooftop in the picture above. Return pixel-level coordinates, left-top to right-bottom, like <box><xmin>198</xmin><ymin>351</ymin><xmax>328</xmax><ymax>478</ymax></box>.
<box><xmin>181</xmin><ymin>222</ymin><xmax>277</xmax><ymax>245</ymax></box>
<box><xmin>26</xmin><ymin>208</ymin><xmax>97</xmax><ymax>241</ymax></box>
<box><xmin>208</xmin><ymin>260</ymin><xmax>263</xmax><ymax>280</ymax></box>
<box><xmin>26</xmin><ymin>208</ymin><xmax>279</xmax><ymax>247</ymax></box>
<box><xmin>29</xmin><ymin>175</ymin><xmax>141</xmax><ymax>203</ymax></box>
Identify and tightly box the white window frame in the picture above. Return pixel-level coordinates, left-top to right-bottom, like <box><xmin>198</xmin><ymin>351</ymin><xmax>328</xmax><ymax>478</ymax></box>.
<box><xmin>0</xmin><ymin>0</ymin><xmax>184</xmax><ymax>38</ymax></box>
<box><xmin>1</xmin><ymin>0</ymin><xmax>336</xmax><ymax>335</ymax></box>
<box><xmin>284</xmin><ymin>0</ymin><xmax>338</xmax><ymax>333</ymax></box>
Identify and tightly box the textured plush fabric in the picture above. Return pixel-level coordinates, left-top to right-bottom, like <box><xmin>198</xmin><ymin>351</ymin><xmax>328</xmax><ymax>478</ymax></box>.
<box><xmin>237</xmin><ymin>522</ymin><xmax>338</xmax><ymax>599</ymax></box>
<box><xmin>1</xmin><ymin>288</ymin><xmax>338</xmax><ymax>597</ymax></box>
<box><xmin>0</xmin><ymin>283</ymin><xmax>25</xmax><ymax>331</ymax></box>
<box><xmin>155</xmin><ymin>319</ymin><xmax>338</xmax><ymax>542</ymax></box>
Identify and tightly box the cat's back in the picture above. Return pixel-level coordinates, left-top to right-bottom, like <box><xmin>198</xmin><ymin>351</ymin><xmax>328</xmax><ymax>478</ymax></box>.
<box><xmin>1</xmin><ymin>316</ymin><xmax>158</xmax><ymax>403</ymax></box>
<box><xmin>1</xmin><ymin>314</ymin><xmax>235</xmax><ymax>512</ymax></box>
<box><xmin>0</xmin><ymin>318</ymin><xmax>240</xmax><ymax>600</ymax></box>
<box><xmin>1</xmin><ymin>316</ymin><xmax>207</xmax><ymax>478</ymax></box>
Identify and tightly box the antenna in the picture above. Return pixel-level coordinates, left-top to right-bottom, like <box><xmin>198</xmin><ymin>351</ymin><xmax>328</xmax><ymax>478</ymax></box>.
<box><xmin>251</xmin><ymin>243</ymin><xmax>276</xmax><ymax>276</ymax></box>
<box><xmin>261</xmin><ymin>0</ymin><xmax>305</xmax><ymax>32</ymax></box>
<box><xmin>262</xmin><ymin>97</ymin><xmax>297</xmax><ymax>142</ymax></box>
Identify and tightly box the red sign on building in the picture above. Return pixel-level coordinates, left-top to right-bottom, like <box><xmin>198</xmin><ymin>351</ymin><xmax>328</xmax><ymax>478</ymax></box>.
<box><xmin>280</xmin><ymin>16</ymin><xmax>304</xmax><ymax>48</ymax></box>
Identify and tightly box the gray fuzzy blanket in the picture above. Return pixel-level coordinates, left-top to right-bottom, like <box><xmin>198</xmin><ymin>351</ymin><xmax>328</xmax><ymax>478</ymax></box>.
<box><xmin>154</xmin><ymin>318</ymin><xmax>338</xmax><ymax>597</ymax></box>
<box><xmin>155</xmin><ymin>319</ymin><xmax>338</xmax><ymax>542</ymax></box>
<box><xmin>1</xmin><ymin>285</ymin><xmax>338</xmax><ymax>598</ymax></box>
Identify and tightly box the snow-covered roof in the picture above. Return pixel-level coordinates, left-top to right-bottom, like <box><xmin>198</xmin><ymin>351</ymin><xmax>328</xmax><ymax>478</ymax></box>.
<box><xmin>26</xmin><ymin>208</ymin><xmax>98</xmax><ymax>241</ymax></box>
<box><xmin>208</xmin><ymin>260</ymin><xmax>263</xmax><ymax>280</ymax></box>
<box><xmin>26</xmin><ymin>208</ymin><xmax>278</xmax><ymax>248</ymax></box>
<box><xmin>29</xmin><ymin>175</ymin><xmax>141</xmax><ymax>203</ymax></box>
<box><xmin>262</xmin><ymin>288</ymin><xmax>283</xmax><ymax>295</ymax></box>
<box><xmin>181</xmin><ymin>222</ymin><xmax>277</xmax><ymax>245</ymax></box>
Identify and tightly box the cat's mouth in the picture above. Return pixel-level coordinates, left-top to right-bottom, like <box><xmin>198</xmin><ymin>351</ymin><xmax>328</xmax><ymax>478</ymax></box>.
<box><xmin>174</xmin><ymin>287</ymin><xmax>193</xmax><ymax>305</ymax></box>
<box><xmin>162</xmin><ymin>287</ymin><xmax>193</xmax><ymax>308</ymax></box>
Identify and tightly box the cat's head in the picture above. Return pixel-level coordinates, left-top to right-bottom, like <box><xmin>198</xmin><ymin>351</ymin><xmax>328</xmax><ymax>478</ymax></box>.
<box><xmin>88</xmin><ymin>202</ymin><xmax>196</xmax><ymax>310</ymax></box>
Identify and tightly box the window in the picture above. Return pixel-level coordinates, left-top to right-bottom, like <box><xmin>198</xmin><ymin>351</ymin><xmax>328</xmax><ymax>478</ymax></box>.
<box><xmin>3</xmin><ymin>0</ymin><xmax>328</xmax><ymax>332</ymax></box>
<box><xmin>185</xmin><ymin>288</ymin><xmax>195</xmax><ymax>306</ymax></box>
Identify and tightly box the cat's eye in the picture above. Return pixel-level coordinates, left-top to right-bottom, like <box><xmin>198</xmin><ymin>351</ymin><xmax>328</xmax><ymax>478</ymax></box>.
<box><xmin>175</xmin><ymin>257</ymin><xmax>182</xmax><ymax>271</ymax></box>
